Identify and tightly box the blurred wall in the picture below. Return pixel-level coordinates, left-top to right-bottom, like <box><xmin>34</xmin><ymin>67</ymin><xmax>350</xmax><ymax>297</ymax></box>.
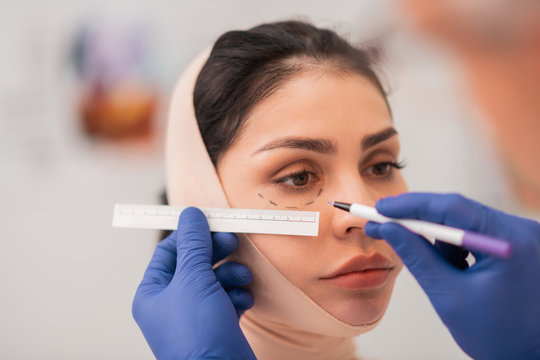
<box><xmin>1</xmin><ymin>0</ymin><xmax>518</xmax><ymax>359</ymax></box>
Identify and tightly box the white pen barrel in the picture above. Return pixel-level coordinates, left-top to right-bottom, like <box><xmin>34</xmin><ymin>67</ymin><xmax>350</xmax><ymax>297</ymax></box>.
<box><xmin>349</xmin><ymin>203</ymin><xmax>465</xmax><ymax>246</ymax></box>
<box><xmin>394</xmin><ymin>219</ymin><xmax>465</xmax><ymax>246</ymax></box>
<box><xmin>349</xmin><ymin>204</ymin><xmax>388</xmax><ymax>223</ymax></box>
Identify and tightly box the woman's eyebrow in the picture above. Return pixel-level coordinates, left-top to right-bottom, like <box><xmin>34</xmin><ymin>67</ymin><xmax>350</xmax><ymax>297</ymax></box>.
<box><xmin>362</xmin><ymin>127</ymin><xmax>398</xmax><ymax>150</ymax></box>
<box><xmin>252</xmin><ymin>137</ymin><xmax>338</xmax><ymax>155</ymax></box>
<box><xmin>251</xmin><ymin>127</ymin><xmax>398</xmax><ymax>156</ymax></box>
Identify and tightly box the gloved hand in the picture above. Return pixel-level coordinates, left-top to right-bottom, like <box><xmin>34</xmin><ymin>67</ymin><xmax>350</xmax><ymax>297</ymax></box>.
<box><xmin>132</xmin><ymin>207</ymin><xmax>256</xmax><ymax>360</ymax></box>
<box><xmin>365</xmin><ymin>193</ymin><xmax>540</xmax><ymax>360</ymax></box>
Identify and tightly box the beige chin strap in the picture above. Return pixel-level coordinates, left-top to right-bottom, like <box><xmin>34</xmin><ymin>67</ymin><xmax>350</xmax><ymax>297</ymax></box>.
<box><xmin>165</xmin><ymin>49</ymin><xmax>378</xmax><ymax>360</ymax></box>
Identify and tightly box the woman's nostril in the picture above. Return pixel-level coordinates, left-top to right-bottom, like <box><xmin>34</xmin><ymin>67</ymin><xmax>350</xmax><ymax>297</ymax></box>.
<box><xmin>345</xmin><ymin>226</ymin><xmax>363</xmax><ymax>233</ymax></box>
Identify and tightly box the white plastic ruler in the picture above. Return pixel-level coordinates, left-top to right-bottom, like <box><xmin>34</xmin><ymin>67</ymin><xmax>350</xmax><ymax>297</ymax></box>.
<box><xmin>113</xmin><ymin>204</ymin><xmax>319</xmax><ymax>236</ymax></box>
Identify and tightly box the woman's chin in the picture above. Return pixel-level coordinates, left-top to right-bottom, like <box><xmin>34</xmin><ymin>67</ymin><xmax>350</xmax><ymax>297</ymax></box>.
<box><xmin>316</xmin><ymin>280</ymin><xmax>397</xmax><ymax>326</ymax></box>
<box><xmin>328</xmin><ymin>298</ymin><xmax>388</xmax><ymax>326</ymax></box>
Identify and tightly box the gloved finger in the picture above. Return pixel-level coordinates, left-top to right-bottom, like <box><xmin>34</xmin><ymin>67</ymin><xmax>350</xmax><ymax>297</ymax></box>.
<box><xmin>214</xmin><ymin>262</ymin><xmax>252</xmax><ymax>290</ymax></box>
<box><xmin>379</xmin><ymin>222</ymin><xmax>457</xmax><ymax>287</ymax></box>
<box><xmin>376</xmin><ymin>192</ymin><xmax>536</xmax><ymax>253</ymax></box>
<box><xmin>370</xmin><ymin>220</ymin><xmax>470</xmax><ymax>269</ymax></box>
<box><xmin>173</xmin><ymin>207</ymin><xmax>216</xmax><ymax>289</ymax></box>
<box><xmin>433</xmin><ymin>240</ymin><xmax>470</xmax><ymax>270</ymax></box>
<box><xmin>365</xmin><ymin>221</ymin><xmax>383</xmax><ymax>239</ymax></box>
<box><xmin>228</xmin><ymin>288</ymin><xmax>254</xmax><ymax>317</ymax></box>
<box><xmin>376</xmin><ymin>192</ymin><xmax>507</xmax><ymax>237</ymax></box>
<box><xmin>137</xmin><ymin>233</ymin><xmax>177</xmax><ymax>294</ymax></box>
<box><xmin>212</xmin><ymin>232</ymin><xmax>239</xmax><ymax>265</ymax></box>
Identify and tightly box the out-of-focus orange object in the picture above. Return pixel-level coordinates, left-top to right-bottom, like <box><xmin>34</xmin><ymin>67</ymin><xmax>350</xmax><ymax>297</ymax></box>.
<box><xmin>402</xmin><ymin>0</ymin><xmax>540</xmax><ymax>209</ymax></box>
<box><xmin>80</xmin><ymin>82</ymin><xmax>158</xmax><ymax>140</ymax></box>
<box><xmin>72</xmin><ymin>20</ymin><xmax>160</xmax><ymax>145</ymax></box>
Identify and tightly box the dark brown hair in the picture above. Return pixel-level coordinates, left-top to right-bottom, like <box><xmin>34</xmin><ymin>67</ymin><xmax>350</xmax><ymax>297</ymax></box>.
<box><xmin>193</xmin><ymin>20</ymin><xmax>388</xmax><ymax>166</ymax></box>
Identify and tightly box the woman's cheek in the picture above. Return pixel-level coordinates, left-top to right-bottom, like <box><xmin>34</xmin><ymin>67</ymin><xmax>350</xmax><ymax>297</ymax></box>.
<box><xmin>248</xmin><ymin>233</ymin><xmax>317</xmax><ymax>284</ymax></box>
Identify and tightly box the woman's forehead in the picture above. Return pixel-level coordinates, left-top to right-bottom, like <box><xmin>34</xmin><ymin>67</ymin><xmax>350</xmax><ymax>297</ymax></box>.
<box><xmin>238</xmin><ymin>71</ymin><xmax>393</xmax><ymax>149</ymax></box>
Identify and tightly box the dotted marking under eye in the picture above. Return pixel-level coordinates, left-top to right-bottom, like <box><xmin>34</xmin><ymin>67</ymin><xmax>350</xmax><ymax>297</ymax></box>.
<box><xmin>259</xmin><ymin>188</ymin><xmax>323</xmax><ymax>209</ymax></box>
<box><xmin>257</xmin><ymin>192</ymin><xmax>281</xmax><ymax>207</ymax></box>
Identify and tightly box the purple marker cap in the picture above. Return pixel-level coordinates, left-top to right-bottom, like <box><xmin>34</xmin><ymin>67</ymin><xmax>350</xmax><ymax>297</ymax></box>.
<box><xmin>462</xmin><ymin>232</ymin><xmax>513</xmax><ymax>258</ymax></box>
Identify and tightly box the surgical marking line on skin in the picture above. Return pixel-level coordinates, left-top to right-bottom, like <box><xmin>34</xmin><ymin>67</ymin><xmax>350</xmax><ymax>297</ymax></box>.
<box><xmin>261</xmin><ymin>188</ymin><xmax>322</xmax><ymax>208</ymax></box>
<box><xmin>301</xmin><ymin>188</ymin><xmax>323</xmax><ymax>206</ymax></box>
<box><xmin>256</xmin><ymin>193</ymin><xmax>280</xmax><ymax>207</ymax></box>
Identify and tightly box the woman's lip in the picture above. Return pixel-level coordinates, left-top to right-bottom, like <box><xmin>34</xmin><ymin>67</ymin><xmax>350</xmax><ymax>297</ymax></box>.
<box><xmin>321</xmin><ymin>253</ymin><xmax>394</xmax><ymax>279</ymax></box>
<box><xmin>321</xmin><ymin>268</ymin><xmax>394</xmax><ymax>290</ymax></box>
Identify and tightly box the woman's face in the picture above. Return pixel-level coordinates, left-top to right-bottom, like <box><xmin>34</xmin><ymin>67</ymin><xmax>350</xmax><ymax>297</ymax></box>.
<box><xmin>217</xmin><ymin>69</ymin><xmax>407</xmax><ymax>326</ymax></box>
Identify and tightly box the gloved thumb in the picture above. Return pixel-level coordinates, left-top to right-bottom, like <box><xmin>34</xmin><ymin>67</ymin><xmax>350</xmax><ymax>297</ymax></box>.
<box><xmin>379</xmin><ymin>222</ymin><xmax>457</xmax><ymax>289</ymax></box>
<box><xmin>173</xmin><ymin>207</ymin><xmax>215</xmax><ymax>286</ymax></box>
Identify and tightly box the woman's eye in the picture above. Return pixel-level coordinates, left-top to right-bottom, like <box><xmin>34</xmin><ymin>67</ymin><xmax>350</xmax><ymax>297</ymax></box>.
<box><xmin>365</xmin><ymin>161</ymin><xmax>404</xmax><ymax>177</ymax></box>
<box><xmin>274</xmin><ymin>170</ymin><xmax>315</xmax><ymax>188</ymax></box>
<box><xmin>290</xmin><ymin>172</ymin><xmax>310</xmax><ymax>186</ymax></box>
<box><xmin>371</xmin><ymin>163</ymin><xmax>392</xmax><ymax>176</ymax></box>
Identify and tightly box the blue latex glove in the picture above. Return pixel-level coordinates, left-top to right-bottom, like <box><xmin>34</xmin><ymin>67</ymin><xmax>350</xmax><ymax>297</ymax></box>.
<box><xmin>365</xmin><ymin>193</ymin><xmax>540</xmax><ymax>360</ymax></box>
<box><xmin>132</xmin><ymin>207</ymin><xmax>256</xmax><ymax>360</ymax></box>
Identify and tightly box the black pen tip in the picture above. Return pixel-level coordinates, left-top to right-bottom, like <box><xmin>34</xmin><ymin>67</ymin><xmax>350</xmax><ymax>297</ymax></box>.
<box><xmin>330</xmin><ymin>201</ymin><xmax>351</xmax><ymax>212</ymax></box>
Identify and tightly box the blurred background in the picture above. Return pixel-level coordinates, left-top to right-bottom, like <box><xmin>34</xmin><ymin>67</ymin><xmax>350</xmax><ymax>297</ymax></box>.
<box><xmin>1</xmin><ymin>0</ymin><xmax>538</xmax><ymax>359</ymax></box>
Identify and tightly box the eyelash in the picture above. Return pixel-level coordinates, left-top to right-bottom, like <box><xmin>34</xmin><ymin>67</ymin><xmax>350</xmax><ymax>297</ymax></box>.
<box><xmin>272</xmin><ymin>160</ymin><xmax>406</xmax><ymax>191</ymax></box>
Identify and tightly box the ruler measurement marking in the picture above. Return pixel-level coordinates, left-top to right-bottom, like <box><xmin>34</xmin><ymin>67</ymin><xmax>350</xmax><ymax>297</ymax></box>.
<box><xmin>113</xmin><ymin>204</ymin><xmax>319</xmax><ymax>236</ymax></box>
<box><xmin>122</xmin><ymin>211</ymin><xmax>315</xmax><ymax>223</ymax></box>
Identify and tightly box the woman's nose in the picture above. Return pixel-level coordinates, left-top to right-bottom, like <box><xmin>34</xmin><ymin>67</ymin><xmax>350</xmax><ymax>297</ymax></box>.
<box><xmin>328</xmin><ymin>180</ymin><xmax>377</xmax><ymax>240</ymax></box>
<box><xmin>331</xmin><ymin>207</ymin><xmax>371</xmax><ymax>239</ymax></box>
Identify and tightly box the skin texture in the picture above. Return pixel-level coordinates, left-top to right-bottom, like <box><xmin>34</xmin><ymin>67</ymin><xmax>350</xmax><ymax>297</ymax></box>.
<box><xmin>217</xmin><ymin>69</ymin><xmax>408</xmax><ymax>325</ymax></box>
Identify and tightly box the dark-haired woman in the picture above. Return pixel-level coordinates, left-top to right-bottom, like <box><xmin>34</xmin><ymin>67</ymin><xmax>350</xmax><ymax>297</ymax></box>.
<box><xmin>132</xmin><ymin>20</ymin><xmax>540</xmax><ymax>360</ymax></box>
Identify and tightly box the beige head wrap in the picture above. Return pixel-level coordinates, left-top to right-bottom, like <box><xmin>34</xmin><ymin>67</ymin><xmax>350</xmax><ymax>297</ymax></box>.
<box><xmin>166</xmin><ymin>48</ymin><xmax>379</xmax><ymax>360</ymax></box>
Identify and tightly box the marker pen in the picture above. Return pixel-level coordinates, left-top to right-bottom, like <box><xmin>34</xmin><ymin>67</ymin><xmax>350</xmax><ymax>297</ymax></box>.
<box><xmin>330</xmin><ymin>201</ymin><xmax>512</xmax><ymax>258</ymax></box>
